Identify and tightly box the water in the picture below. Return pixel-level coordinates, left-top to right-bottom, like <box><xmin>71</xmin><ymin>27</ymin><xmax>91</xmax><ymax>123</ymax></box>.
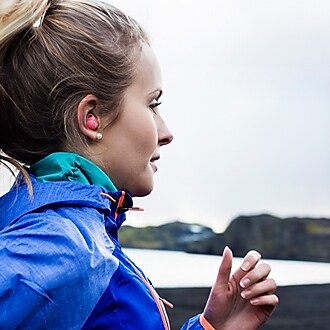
<box><xmin>123</xmin><ymin>248</ymin><xmax>330</xmax><ymax>288</ymax></box>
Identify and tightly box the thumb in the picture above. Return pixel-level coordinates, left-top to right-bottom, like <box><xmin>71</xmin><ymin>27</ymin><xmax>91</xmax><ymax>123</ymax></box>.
<box><xmin>214</xmin><ymin>246</ymin><xmax>233</xmax><ymax>287</ymax></box>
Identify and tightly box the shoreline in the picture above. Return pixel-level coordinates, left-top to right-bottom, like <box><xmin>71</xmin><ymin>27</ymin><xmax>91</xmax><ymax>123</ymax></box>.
<box><xmin>158</xmin><ymin>283</ymin><xmax>330</xmax><ymax>330</ymax></box>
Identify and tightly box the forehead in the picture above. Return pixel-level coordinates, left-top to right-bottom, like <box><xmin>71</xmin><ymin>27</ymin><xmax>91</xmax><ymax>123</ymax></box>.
<box><xmin>132</xmin><ymin>43</ymin><xmax>162</xmax><ymax>91</ymax></box>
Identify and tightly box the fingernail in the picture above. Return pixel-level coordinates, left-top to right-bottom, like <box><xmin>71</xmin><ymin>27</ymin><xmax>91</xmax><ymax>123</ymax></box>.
<box><xmin>223</xmin><ymin>246</ymin><xmax>231</xmax><ymax>254</ymax></box>
<box><xmin>241</xmin><ymin>261</ymin><xmax>250</xmax><ymax>271</ymax></box>
<box><xmin>240</xmin><ymin>278</ymin><xmax>250</xmax><ymax>288</ymax></box>
<box><xmin>250</xmin><ymin>298</ymin><xmax>259</xmax><ymax>305</ymax></box>
<box><xmin>241</xmin><ymin>290</ymin><xmax>251</xmax><ymax>299</ymax></box>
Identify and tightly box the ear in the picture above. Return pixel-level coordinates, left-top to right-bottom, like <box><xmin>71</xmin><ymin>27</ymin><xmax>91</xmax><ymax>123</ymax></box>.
<box><xmin>77</xmin><ymin>94</ymin><xmax>102</xmax><ymax>141</ymax></box>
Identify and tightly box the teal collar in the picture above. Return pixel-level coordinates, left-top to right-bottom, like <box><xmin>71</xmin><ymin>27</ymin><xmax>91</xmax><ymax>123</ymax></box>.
<box><xmin>30</xmin><ymin>152</ymin><xmax>117</xmax><ymax>193</ymax></box>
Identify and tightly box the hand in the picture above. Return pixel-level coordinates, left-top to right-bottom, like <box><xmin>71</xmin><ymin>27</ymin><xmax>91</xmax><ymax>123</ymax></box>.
<box><xmin>202</xmin><ymin>247</ymin><xmax>278</xmax><ymax>330</ymax></box>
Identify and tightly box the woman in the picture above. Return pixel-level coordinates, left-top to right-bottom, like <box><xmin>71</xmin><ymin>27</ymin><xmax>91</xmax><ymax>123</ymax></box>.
<box><xmin>0</xmin><ymin>0</ymin><xmax>278</xmax><ymax>328</ymax></box>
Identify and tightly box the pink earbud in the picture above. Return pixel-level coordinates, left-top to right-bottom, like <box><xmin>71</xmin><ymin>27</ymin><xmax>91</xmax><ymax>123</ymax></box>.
<box><xmin>86</xmin><ymin>113</ymin><xmax>99</xmax><ymax>130</ymax></box>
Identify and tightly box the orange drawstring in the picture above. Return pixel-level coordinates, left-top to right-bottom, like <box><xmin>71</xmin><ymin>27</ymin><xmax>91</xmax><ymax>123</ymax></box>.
<box><xmin>159</xmin><ymin>297</ymin><xmax>174</xmax><ymax>309</ymax></box>
<box><xmin>115</xmin><ymin>191</ymin><xmax>126</xmax><ymax>219</ymax></box>
<box><xmin>131</xmin><ymin>263</ymin><xmax>172</xmax><ymax>330</ymax></box>
<box><xmin>101</xmin><ymin>192</ymin><xmax>144</xmax><ymax>218</ymax></box>
<box><xmin>127</xmin><ymin>207</ymin><xmax>145</xmax><ymax>212</ymax></box>
<box><xmin>100</xmin><ymin>192</ymin><xmax>116</xmax><ymax>203</ymax></box>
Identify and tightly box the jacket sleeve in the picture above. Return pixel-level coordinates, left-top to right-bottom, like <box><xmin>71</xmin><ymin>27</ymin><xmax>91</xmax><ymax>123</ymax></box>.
<box><xmin>0</xmin><ymin>211</ymin><xmax>118</xmax><ymax>330</ymax></box>
<box><xmin>181</xmin><ymin>314</ymin><xmax>204</xmax><ymax>329</ymax></box>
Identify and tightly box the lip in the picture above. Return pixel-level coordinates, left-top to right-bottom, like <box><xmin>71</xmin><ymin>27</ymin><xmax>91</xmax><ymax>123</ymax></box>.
<box><xmin>150</xmin><ymin>155</ymin><xmax>160</xmax><ymax>172</ymax></box>
<box><xmin>150</xmin><ymin>161</ymin><xmax>158</xmax><ymax>172</ymax></box>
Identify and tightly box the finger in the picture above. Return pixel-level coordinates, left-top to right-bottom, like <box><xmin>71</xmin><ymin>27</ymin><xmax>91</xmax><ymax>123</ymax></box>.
<box><xmin>250</xmin><ymin>294</ymin><xmax>279</xmax><ymax>306</ymax></box>
<box><xmin>241</xmin><ymin>278</ymin><xmax>277</xmax><ymax>300</ymax></box>
<box><xmin>214</xmin><ymin>246</ymin><xmax>233</xmax><ymax>287</ymax></box>
<box><xmin>239</xmin><ymin>262</ymin><xmax>271</xmax><ymax>289</ymax></box>
<box><xmin>232</xmin><ymin>250</ymin><xmax>261</xmax><ymax>282</ymax></box>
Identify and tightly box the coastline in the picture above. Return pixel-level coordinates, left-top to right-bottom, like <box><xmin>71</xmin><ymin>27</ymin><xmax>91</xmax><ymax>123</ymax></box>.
<box><xmin>158</xmin><ymin>284</ymin><xmax>330</xmax><ymax>330</ymax></box>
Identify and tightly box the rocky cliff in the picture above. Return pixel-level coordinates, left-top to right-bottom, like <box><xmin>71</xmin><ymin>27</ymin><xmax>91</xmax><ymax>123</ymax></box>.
<box><xmin>119</xmin><ymin>214</ymin><xmax>330</xmax><ymax>262</ymax></box>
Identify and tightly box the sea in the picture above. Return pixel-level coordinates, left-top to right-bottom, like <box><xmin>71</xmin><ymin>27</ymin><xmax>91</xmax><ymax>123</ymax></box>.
<box><xmin>123</xmin><ymin>248</ymin><xmax>330</xmax><ymax>288</ymax></box>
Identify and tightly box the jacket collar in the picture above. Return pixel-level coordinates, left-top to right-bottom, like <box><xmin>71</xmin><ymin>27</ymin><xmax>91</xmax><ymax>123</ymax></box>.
<box><xmin>0</xmin><ymin>175</ymin><xmax>133</xmax><ymax>237</ymax></box>
<box><xmin>29</xmin><ymin>152</ymin><xmax>117</xmax><ymax>193</ymax></box>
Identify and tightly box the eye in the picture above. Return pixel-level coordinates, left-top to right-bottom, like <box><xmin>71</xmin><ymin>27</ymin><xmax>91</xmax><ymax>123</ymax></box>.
<box><xmin>149</xmin><ymin>100</ymin><xmax>162</xmax><ymax>114</ymax></box>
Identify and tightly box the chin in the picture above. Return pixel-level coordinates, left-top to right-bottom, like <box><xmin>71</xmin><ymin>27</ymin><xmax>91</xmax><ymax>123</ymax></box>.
<box><xmin>129</xmin><ymin>180</ymin><xmax>154</xmax><ymax>197</ymax></box>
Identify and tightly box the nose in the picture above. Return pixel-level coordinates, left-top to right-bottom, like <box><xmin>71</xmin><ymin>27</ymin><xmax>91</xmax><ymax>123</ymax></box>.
<box><xmin>157</xmin><ymin>115</ymin><xmax>173</xmax><ymax>146</ymax></box>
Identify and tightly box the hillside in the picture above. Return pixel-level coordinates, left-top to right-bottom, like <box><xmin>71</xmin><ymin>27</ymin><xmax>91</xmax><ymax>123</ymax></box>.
<box><xmin>119</xmin><ymin>221</ymin><xmax>214</xmax><ymax>250</ymax></box>
<box><xmin>119</xmin><ymin>214</ymin><xmax>330</xmax><ymax>262</ymax></box>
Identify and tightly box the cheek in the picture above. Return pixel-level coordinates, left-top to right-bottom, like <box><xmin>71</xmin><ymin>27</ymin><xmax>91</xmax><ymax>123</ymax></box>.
<box><xmin>129</xmin><ymin>116</ymin><xmax>158</xmax><ymax>152</ymax></box>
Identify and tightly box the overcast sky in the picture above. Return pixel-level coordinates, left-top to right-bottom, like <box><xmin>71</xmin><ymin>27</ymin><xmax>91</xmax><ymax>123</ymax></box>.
<box><xmin>1</xmin><ymin>0</ymin><xmax>329</xmax><ymax>232</ymax></box>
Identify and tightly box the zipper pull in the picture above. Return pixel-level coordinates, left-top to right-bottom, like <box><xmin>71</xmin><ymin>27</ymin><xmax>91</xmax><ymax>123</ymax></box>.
<box><xmin>159</xmin><ymin>297</ymin><xmax>174</xmax><ymax>309</ymax></box>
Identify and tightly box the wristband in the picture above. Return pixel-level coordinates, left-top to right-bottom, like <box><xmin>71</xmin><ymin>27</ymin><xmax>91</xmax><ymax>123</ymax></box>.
<box><xmin>200</xmin><ymin>314</ymin><xmax>216</xmax><ymax>330</ymax></box>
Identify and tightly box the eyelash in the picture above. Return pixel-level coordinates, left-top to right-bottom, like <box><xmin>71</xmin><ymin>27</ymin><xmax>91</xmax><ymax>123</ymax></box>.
<box><xmin>149</xmin><ymin>101</ymin><xmax>162</xmax><ymax>113</ymax></box>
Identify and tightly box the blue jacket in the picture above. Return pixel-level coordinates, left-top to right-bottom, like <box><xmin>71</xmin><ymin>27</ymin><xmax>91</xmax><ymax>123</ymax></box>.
<box><xmin>0</xmin><ymin>176</ymin><xmax>204</xmax><ymax>329</ymax></box>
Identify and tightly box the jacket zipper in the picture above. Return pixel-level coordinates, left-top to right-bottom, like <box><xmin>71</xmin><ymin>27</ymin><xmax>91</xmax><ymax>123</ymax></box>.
<box><xmin>130</xmin><ymin>263</ymin><xmax>172</xmax><ymax>330</ymax></box>
<box><xmin>101</xmin><ymin>192</ymin><xmax>171</xmax><ymax>328</ymax></box>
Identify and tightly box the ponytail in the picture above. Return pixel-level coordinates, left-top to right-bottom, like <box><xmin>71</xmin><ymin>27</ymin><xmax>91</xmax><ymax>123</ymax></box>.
<box><xmin>0</xmin><ymin>154</ymin><xmax>33</xmax><ymax>196</ymax></box>
<box><xmin>0</xmin><ymin>0</ymin><xmax>48</xmax><ymax>195</ymax></box>
<box><xmin>0</xmin><ymin>0</ymin><xmax>49</xmax><ymax>46</ymax></box>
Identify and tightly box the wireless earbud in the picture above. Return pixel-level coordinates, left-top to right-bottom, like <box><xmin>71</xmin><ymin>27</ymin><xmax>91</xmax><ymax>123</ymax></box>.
<box><xmin>86</xmin><ymin>113</ymin><xmax>99</xmax><ymax>130</ymax></box>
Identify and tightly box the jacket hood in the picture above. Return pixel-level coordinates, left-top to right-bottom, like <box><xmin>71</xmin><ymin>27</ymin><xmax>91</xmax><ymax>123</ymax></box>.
<box><xmin>0</xmin><ymin>175</ymin><xmax>133</xmax><ymax>237</ymax></box>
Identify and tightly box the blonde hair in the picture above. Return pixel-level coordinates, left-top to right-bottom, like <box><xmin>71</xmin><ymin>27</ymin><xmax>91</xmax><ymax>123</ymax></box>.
<box><xmin>0</xmin><ymin>0</ymin><xmax>49</xmax><ymax>43</ymax></box>
<box><xmin>0</xmin><ymin>0</ymin><xmax>148</xmax><ymax>191</ymax></box>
